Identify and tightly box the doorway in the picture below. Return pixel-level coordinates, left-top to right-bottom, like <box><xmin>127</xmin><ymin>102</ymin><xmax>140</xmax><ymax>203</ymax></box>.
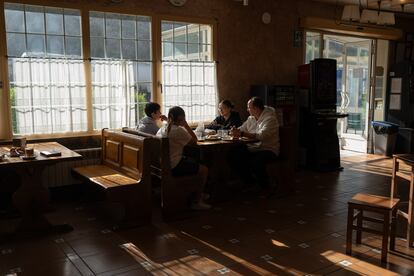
<box><xmin>305</xmin><ymin>32</ymin><xmax>387</xmax><ymax>153</ymax></box>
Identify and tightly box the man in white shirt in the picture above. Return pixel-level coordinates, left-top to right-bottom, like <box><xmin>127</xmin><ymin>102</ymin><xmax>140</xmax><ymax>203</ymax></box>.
<box><xmin>230</xmin><ymin>97</ymin><xmax>280</xmax><ymax>196</ymax></box>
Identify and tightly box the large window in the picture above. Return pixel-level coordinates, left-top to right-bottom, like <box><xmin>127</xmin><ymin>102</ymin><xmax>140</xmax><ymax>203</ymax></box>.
<box><xmin>161</xmin><ymin>21</ymin><xmax>216</xmax><ymax>123</ymax></box>
<box><xmin>5</xmin><ymin>3</ymin><xmax>85</xmax><ymax>135</ymax></box>
<box><xmin>90</xmin><ymin>12</ymin><xmax>152</xmax><ymax>129</ymax></box>
<box><xmin>0</xmin><ymin>3</ymin><xmax>216</xmax><ymax>138</ymax></box>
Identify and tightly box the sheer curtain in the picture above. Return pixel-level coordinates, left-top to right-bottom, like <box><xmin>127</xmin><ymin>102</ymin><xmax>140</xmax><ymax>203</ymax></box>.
<box><xmin>162</xmin><ymin>61</ymin><xmax>217</xmax><ymax>123</ymax></box>
<box><xmin>10</xmin><ymin>57</ymin><xmax>86</xmax><ymax>135</ymax></box>
<box><xmin>91</xmin><ymin>60</ymin><xmax>138</xmax><ymax>129</ymax></box>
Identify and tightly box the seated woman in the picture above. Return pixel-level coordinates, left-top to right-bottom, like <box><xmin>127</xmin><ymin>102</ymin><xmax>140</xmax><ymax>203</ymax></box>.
<box><xmin>156</xmin><ymin>106</ymin><xmax>211</xmax><ymax>210</ymax></box>
<box><xmin>137</xmin><ymin>102</ymin><xmax>167</xmax><ymax>135</ymax></box>
<box><xmin>207</xmin><ymin>100</ymin><xmax>242</xmax><ymax>130</ymax></box>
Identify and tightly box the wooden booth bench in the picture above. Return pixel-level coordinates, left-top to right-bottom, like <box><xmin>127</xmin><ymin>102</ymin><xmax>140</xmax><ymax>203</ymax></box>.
<box><xmin>266</xmin><ymin>125</ymin><xmax>297</xmax><ymax>195</ymax></box>
<box><xmin>72</xmin><ymin>129</ymin><xmax>153</xmax><ymax>227</ymax></box>
<box><xmin>122</xmin><ymin>127</ymin><xmax>202</xmax><ymax>220</ymax></box>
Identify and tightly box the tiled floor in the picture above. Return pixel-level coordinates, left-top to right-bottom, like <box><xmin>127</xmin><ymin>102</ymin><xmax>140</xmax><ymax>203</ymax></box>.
<box><xmin>1</xmin><ymin>152</ymin><xmax>414</xmax><ymax>275</ymax></box>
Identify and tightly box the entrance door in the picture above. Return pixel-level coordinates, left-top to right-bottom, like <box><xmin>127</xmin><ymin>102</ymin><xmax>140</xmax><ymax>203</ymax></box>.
<box><xmin>322</xmin><ymin>34</ymin><xmax>372</xmax><ymax>153</ymax></box>
<box><xmin>340</xmin><ymin>40</ymin><xmax>371</xmax><ymax>152</ymax></box>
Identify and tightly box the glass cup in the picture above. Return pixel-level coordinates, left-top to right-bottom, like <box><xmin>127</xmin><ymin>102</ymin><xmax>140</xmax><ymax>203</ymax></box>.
<box><xmin>220</xmin><ymin>130</ymin><xmax>229</xmax><ymax>139</ymax></box>
<box><xmin>25</xmin><ymin>147</ymin><xmax>34</xmax><ymax>157</ymax></box>
<box><xmin>195</xmin><ymin>131</ymin><xmax>203</xmax><ymax>140</ymax></box>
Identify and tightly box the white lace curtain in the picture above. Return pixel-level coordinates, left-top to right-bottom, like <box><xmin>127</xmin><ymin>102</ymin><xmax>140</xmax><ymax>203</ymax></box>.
<box><xmin>162</xmin><ymin>61</ymin><xmax>217</xmax><ymax>123</ymax></box>
<box><xmin>11</xmin><ymin>57</ymin><xmax>86</xmax><ymax>135</ymax></box>
<box><xmin>91</xmin><ymin>60</ymin><xmax>137</xmax><ymax>129</ymax></box>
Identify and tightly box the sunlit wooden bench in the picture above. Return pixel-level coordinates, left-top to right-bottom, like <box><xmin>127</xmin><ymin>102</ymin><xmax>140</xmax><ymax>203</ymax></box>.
<box><xmin>73</xmin><ymin>128</ymin><xmax>153</xmax><ymax>227</ymax></box>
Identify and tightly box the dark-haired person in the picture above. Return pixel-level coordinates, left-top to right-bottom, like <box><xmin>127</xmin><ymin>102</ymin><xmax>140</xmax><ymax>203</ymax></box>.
<box><xmin>156</xmin><ymin>106</ymin><xmax>211</xmax><ymax>210</ymax></box>
<box><xmin>207</xmin><ymin>100</ymin><xmax>242</xmax><ymax>130</ymax></box>
<box><xmin>230</xmin><ymin>97</ymin><xmax>280</xmax><ymax>196</ymax></box>
<box><xmin>137</xmin><ymin>102</ymin><xmax>167</xmax><ymax>135</ymax></box>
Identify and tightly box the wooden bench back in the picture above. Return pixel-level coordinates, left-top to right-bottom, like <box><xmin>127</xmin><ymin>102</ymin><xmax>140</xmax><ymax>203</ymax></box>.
<box><xmin>102</xmin><ymin>128</ymin><xmax>152</xmax><ymax>182</ymax></box>
<box><xmin>279</xmin><ymin>126</ymin><xmax>297</xmax><ymax>166</ymax></box>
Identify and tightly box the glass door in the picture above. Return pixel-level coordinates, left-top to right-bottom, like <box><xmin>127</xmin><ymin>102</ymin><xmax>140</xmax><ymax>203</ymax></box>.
<box><xmin>322</xmin><ymin>34</ymin><xmax>372</xmax><ymax>153</ymax></box>
<box><xmin>341</xmin><ymin>40</ymin><xmax>371</xmax><ymax>152</ymax></box>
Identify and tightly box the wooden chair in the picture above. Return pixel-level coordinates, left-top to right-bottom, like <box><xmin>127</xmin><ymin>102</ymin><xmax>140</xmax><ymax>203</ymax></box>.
<box><xmin>122</xmin><ymin>127</ymin><xmax>203</xmax><ymax>220</ymax></box>
<box><xmin>346</xmin><ymin>193</ymin><xmax>399</xmax><ymax>263</ymax></box>
<box><xmin>391</xmin><ymin>154</ymin><xmax>414</xmax><ymax>248</ymax></box>
<box><xmin>72</xmin><ymin>129</ymin><xmax>153</xmax><ymax>227</ymax></box>
<box><xmin>265</xmin><ymin>126</ymin><xmax>297</xmax><ymax>195</ymax></box>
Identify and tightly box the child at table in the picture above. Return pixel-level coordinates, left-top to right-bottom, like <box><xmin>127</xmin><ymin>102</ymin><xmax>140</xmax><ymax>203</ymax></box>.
<box><xmin>156</xmin><ymin>106</ymin><xmax>211</xmax><ymax>210</ymax></box>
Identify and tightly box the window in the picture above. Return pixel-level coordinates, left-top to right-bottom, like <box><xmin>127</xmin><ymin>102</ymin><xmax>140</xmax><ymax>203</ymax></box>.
<box><xmin>5</xmin><ymin>3</ymin><xmax>86</xmax><ymax>135</ymax></box>
<box><xmin>161</xmin><ymin>21</ymin><xmax>216</xmax><ymax>123</ymax></box>
<box><xmin>90</xmin><ymin>12</ymin><xmax>152</xmax><ymax>129</ymax></box>
<box><xmin>305</xmin><ymin>32</ymin><xmax>321</xmax><ymax>64</ymax></box>
<box><xmin>0</xmin><ymin>4</ymin><xmax>216</xmax><ymax>138</ymax></box>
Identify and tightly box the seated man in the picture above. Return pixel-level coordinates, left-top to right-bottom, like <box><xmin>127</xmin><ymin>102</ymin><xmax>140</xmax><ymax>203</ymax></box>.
<box><xmin>230</xmin><ymin>96</ymin><xmax>280</xmax><ymax>196</ymax></box>
<box><xmin>137</xmin><ymin>102</ymin><xmax>167</xmax><ymax>135</ymax></box>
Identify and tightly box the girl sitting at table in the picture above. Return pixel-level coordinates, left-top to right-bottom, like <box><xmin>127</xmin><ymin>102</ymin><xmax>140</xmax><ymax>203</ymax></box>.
<box><xmin>207</xmin><ymin>100</ymin><xmax>242</xmax><ymax>130</ymax></box>
<box><xmin>156</xmin><ymin>106</ymin><xmax>211</xmax><ymax>211</ymax></box>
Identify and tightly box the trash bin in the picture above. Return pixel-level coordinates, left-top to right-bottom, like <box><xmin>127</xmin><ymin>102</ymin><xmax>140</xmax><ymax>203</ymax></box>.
<box><xmin>372</xmin><ymin>121</ymin><xmax>399</xmax><ymax>156</ymax></box>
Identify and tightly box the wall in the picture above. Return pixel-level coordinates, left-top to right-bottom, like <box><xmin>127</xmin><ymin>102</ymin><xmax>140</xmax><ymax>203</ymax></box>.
<box><xmin>0</xmin><ymin>0</ymin><xmax>339</xmax><ymax>120</ymax></box>
<box><xmin>2</xmin><ymin>0</ymin><xmax>413</xmax><ymax>123</ymax></box>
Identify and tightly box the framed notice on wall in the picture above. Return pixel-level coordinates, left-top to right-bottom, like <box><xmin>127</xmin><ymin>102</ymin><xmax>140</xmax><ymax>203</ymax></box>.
<box><xmin>390</xmin><ymin>77</ymin><xmax>402</xmax><ymax>110</ymax></box>
<box><xmin>293</xmin><ymin>29</ymin><xmax>303</xmax><ymax>48</ymax></box>
<box><xmin>390</xmin><ymin>94</ymin><xmax>401</xmax><ymax>110</ymax></box>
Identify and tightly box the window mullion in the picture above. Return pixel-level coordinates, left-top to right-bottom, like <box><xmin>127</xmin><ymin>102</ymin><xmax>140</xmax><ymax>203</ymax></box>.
<box><xmin>81</xmin><ymin>8</ymin><xmax>93</xmax><ymax>132</ymax></box>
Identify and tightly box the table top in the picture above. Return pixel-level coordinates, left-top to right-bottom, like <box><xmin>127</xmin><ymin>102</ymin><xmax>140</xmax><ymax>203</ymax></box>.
<box><xmin>0</xmin><ymin>142</ymin><xmax>82</xmax><ymax>168</ymax></box>
<box><xmin>196</xmin><ymin>137</ymin><xmax>259</xmax><ymax>146</ymax></box>
<box><xmin>393</xmin><ymin>154</ymin><xmax>414</xmax><ymax>165</ymax></box>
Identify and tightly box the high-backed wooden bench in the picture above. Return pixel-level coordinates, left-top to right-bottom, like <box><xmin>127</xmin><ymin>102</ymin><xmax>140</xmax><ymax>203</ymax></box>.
<box><xmin>73</xmin><ymin>129</ymin><xmax>153</xmax><ymax>227</ymax></box>
<box><xmin>122</xmin><ymin>127</ymin><xmax>202</xmax><ymax>220</ymax></box>
<box><xmin>266</xmin><ymin>125</ymin><xmax>297</xmax><ymax>195</ymax></box>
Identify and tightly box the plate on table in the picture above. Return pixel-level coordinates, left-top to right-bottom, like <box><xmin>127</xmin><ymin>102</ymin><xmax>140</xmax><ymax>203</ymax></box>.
<box><xmin>205</xmin><ymin>136</ymin><xmax>221</xmax><ymax>141</ymax></box>
<box><xmin>20</xmin><ymin>155</ymin><xmax>37</xmax><ymax>160</ymax></box>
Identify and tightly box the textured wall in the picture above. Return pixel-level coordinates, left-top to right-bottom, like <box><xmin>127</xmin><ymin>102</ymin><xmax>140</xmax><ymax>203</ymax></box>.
<box><xmin>4</xmin><ymin>0</ymin><xmax>414</xmax><ymax>121</ymax></box>
<box><xmin>8</xmin><ymin>0</ymin><xmax>335</xmax><ymax>119</ymax></box>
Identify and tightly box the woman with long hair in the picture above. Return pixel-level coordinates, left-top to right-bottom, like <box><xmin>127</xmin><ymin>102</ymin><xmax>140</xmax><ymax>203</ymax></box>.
<box><xmin>157</xmin><ymin>106</ymin><xmax>211</xmax><ymax>210</ymax></box>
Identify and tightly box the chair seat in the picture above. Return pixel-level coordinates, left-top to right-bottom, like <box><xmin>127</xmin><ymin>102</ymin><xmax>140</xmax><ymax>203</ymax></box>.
<box><xmin>73</xmin><ymin>165</ymin><xmax>139</xmax><ymax>189</ymax></box>
<box><xmin>349</xmin><ymin>193</ymin><xmax>399</xmax><ymax>210</ymax></box>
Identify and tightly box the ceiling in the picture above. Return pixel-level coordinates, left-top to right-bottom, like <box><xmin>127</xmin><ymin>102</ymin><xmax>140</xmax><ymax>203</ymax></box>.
<box><xmin>312</xmin><ymin>0</ymin><xmax>414</xmax><ymax>13</ymax></box>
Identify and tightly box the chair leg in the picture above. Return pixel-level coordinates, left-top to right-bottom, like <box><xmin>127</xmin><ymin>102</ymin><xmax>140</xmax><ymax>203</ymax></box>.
<box><xmin>381</xmin><ymin>211</ymin><xmax>390</xmax><ymax>263</ymax></box>
<box><xmin>408</xmin><ymin>179</ymin><xmax>414</xmax><ymax>248</ymax></box>
<box><xmin>356</xmin><ymin>210</ymin><xmax>363</xmax><ymax>244</ymax></box>
<box><xmin>346</xmin><ymin>205</ymin><xmax>354</xmax><ymax>256</ymax></box>
<box><xmin>390</xmin><ymin>208</ymin><xmax>397</xmax><ymax>251</ymax></box>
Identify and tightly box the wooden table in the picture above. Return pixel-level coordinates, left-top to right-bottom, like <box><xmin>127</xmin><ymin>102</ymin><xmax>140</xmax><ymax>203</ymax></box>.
<box><xmin>391</xmin><ymin>154</ymin><xmax>414</xmax><ymax>247</ymax></box>
<box><xmin>192</xmin><ymin>137</ymin><xmax>259</xmax><ymax>200</ymax></box>
<box><xmin>0</xmin><ymin>142</ymin><xmax>82</xmax><ymax>240</ymax></box>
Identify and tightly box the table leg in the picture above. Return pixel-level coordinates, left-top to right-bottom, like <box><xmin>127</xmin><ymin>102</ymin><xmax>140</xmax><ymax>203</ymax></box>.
<box><xmin>346</xmin><ymin>206</ymin><xmax>354</xmax><ymax>256</ymax></box>
<box><xmin>9</xmin><ymin>164</ymin><xmax>72</xmax><ymax>238</ymax></box>
<box><xmin>408</xmin><ymin>172</ymin><xmax>414</xmax><ymax>248</ymax></box>
<box><xmin>391</xmin><ymin>158</ymin><xmax>398</xmax><ymax>198</ymax></box>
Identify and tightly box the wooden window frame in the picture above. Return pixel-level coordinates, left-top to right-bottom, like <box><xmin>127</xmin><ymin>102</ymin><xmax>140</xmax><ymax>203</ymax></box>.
<box><xmin>0</xmin><ymin>1</ymin><xmax>217</xmax><ymax>140</ymax></box>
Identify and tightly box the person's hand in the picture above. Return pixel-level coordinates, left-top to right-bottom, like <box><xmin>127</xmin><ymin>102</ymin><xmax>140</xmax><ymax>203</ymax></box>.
<box><xmin>160</xmin><ymin>115</ymin><xmax>168</xmax><ymax>121</ymax></box>
<box><xmin>230</xmin><ymin>127</ymin><xmax>241</xmax><ymax>138</ymax></box>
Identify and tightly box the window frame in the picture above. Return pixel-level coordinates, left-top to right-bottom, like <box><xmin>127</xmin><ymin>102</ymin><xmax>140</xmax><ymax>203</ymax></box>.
<box><xmin>0</xmin><ymin>2</ymin><xmax>217</xmax><ymax>140</ymax></box>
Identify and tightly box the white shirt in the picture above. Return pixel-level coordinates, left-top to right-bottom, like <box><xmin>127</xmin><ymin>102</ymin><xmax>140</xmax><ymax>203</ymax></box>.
<box><xmin>156</xmin><ymin>125</ymin><xmax>192</xmax><ymax>168</ymax></box>
<box><xmin>239</xmin><ymin>106</ymin><xmax>280</xmax><ymax>155</ymax></box>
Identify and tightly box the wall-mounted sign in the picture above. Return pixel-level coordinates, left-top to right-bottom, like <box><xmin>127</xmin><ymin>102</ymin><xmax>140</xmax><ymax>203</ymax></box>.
<box><xmin>293</xmin><ymin>29</ymin><xmax>303</xmax><ymax>48</ymax></box>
